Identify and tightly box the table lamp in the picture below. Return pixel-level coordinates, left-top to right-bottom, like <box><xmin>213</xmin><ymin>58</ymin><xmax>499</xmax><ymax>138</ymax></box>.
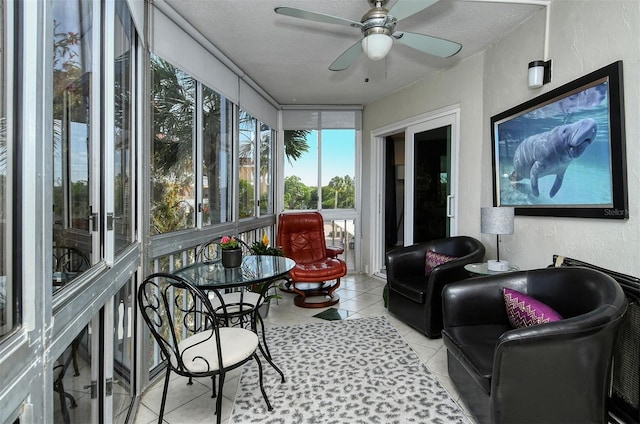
<box><xmin>481</xmin><ymin>206</ymin><xmax>514</xmax><ymax>271</ymax></box>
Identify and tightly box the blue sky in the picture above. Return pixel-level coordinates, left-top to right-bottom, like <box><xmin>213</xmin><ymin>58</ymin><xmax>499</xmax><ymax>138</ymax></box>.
<box><xmin>284</xmin><ymin>129</ymin><xmax>355</xmax><ymax>186</ymax></box>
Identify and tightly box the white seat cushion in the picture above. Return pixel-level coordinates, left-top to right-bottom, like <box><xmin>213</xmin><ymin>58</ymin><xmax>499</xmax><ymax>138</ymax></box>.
<box><xmin>170</xmin><ymin>327</ymin><xmax>258</xmax><ymax>373</ymax></box>
<box><xmin>208</xmin><ymin>291</ymin><xmax>263</xmax><ymax>314</ymax></box>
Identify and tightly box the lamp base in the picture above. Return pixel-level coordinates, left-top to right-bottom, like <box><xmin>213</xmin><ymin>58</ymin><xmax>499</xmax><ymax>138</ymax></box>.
<box><xmin>487</xmin><ymin>259</ymin><xmax>510</xmax><ymax>272</ymax></box>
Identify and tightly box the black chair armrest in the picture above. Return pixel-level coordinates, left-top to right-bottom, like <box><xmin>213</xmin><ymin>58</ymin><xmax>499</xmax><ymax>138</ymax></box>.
<box><xmin>428</xmin><ymin>247</ymin><xmax>485</xmax><ymax>289</ymax></box>
<box><xmin>497</xmin><ymin>303</ymin><xmax>626</xmax><ymax>347</ymax></box>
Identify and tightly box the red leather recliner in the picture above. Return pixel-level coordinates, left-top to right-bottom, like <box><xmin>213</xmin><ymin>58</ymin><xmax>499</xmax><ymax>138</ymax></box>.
<box><xmin>276</xmin><ymin>212</ymin><xmax>347</xmax><ymax>308</ymax></box>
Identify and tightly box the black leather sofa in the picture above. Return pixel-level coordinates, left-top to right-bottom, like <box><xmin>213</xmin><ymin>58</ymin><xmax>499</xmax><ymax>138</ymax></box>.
<box><xmin>441</xmin><ymin>267</ymin><xmax>627</xmax><ymax>424</ymax></box>
<box><xmin>385</xmin><ymin>236</ymin><xmax>485</xmax><ymax>338</ymax></box>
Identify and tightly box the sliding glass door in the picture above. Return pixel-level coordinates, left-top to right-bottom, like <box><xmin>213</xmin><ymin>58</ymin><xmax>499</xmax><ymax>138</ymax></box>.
<box><xmin>405</xmin><ymin>115</ymin><xmax>456</xmax><ymax>245</ymax></box>
<box><xmin>375</xmin><ymin>108</ymin><xmax>460</xmax><ymax>275</ymax></box>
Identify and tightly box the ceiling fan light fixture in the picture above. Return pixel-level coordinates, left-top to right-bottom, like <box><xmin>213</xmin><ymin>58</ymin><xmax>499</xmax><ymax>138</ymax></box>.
<box><xmin>361</xmin><ymin>33</ymin><xmax>393</xmax><ymax>61</ymax></box>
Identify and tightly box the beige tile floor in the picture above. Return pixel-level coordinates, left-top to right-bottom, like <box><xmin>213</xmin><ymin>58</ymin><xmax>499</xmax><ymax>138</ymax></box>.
<box><xmin>135</xmin><ymin>274</ymin><xmax>476</xmax><ymax>424</ymax></box>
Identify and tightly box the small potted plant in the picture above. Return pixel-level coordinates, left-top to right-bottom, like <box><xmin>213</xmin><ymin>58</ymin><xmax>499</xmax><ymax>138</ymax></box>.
<box><xmin>250</xmin><ymin>232</ymin><xmax>283</xmax><ymax>257</ymax></box>
<box><xmin>249</xmin><ymin>233</ymin><xmax>283</xmax><ymax>316</ymax></box>
<box><xmin>219</xmin><ymin>235</ymin><xmax>242</xmax><ymax>268</ymax></box>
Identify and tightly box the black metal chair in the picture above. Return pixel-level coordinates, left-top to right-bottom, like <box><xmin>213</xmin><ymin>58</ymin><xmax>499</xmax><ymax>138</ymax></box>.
<box><xmin>195</xmin><ymin>238</ymin><xmax>286</xmax><ymax>381</ymax></box>
<box><xmin>138</xmin><ymin>273</ymin><xmax>273</xmax><ymax>424</ymax></box>
<box><xmin>53</xmin><ymin>246</ymin><xmax>90</xmax><ymax>289</ymax></box>
<box><xmin>55</xmin><ymin>246</ymin><xmax>90</xmax><ymax>273</ymax></box>
<box><xmin>53</xmin><ymin>347</ymin><xmax>78</xmax><ymax>424</ymax></box>
<box><xmin>195</xmin><ymin>237</ymin><xmax>284</xmax><ymax>373</ymax></box>
<box><xmin>195</xmin><ymin>237</ymin><xmax>264</xmax><ymax>324</ymax></box>
<box><xmin>53</xmin><ymin>327</ymin><xmax>87</xmax><ymax>424</ymax></box>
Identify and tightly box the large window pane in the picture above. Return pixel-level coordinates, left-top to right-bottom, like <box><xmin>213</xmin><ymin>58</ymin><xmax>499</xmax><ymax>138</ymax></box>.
<box><xmin>113</xmin><ymin>2</ymin><xmax>134</xmax><ymax>254</ymax></box>
<box><xmin>0</xmin><ymin>0</ymin><xmax>13</xmax><ymax>338</ymax></box>
<box><xmin>201</xmin><ymin>86</ymin><xmax>232</xmax><ymax>225</ymax></box>
<box><xmin>325</xmin><ymin>218</ymin><xmax>356</xmax><ymax>269</ymax></box>
<box><xmin>259</xmin><ymin>123</ymin><xmax>273</xmax><ymax>215</ymax></box>
<box><xmin>150</xmin><ymin>55</ymin><xmax>195</xmax><ymax>234</ymax></box>
<box><xmin>238</xmin><ymin>109</ymin><xmax>256</xmax><ymax>218</ymax></box>
<box><xmin>321</xmin><ymin>129</ymin><xmax>355</xmax><ymax>209</ymax></box>
<box><xmin>52</xmin><ymin>0</ymin><xmax>94</xmax><ymax>290</ymax></box>
<box><xmin>283</xmin><ymin>130</ymin><xmax>317</xmax><ymax>210</ymax></box>
<box><xmin>284</xmin><ymin>129</ymin><xmax>355</xmax><ymax>210</ymax></box>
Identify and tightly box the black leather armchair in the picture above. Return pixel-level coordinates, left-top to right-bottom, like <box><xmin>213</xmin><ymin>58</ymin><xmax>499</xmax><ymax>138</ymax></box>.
<box><xmin>442</xmin><ymin>267</ymin><xmax>627</xmax><ymax>424</ymax></box>
<box><xmin>385</xmin><ymin>236</ymin><xmax>485</xmax><ymax>338</ymax></box>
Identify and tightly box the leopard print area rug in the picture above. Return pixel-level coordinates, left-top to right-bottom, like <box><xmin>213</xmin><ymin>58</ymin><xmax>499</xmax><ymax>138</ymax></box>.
<box><xmin>230</xmin><ymin>316</ymin><xmax>470</xmax><ymax>423</ymax></box>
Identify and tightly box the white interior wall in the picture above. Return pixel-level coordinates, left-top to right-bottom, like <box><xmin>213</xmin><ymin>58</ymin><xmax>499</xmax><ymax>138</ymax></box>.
<box><xmin>362</xmin><ymin>0</ymin><xmax>640</xmax><ymax>275</ymax></box>
<box><xmin>362</xmin><ymin>54</ymin><xmax>485</xmax><ymax>273</ymax></box>
<box><xmin>483</xmin><ymin>0</ymin><xmax>640</xmax><ymax>273</ymax></box>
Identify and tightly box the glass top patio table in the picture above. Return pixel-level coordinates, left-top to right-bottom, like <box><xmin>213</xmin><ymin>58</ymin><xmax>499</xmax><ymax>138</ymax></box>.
<box><xmin>174</xmin><ymin>255</ymin><xmax>293</xmax><ymax>384</ymax></box>
<box><xmin>173</xmin><ymin>255</ymin><xmax>295</xmax><ymax>291</ymax></box>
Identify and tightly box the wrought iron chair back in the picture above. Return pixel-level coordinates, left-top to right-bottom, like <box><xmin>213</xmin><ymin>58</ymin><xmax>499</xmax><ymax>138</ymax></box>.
<box><xmin>55</xmin><ymin>246</ymin><xmax>90</xmax><ymax>273</ymax></box>
<box><xmin>194</xmin><ymin>238</ymin><xmax>260</xmax><ymax>326</ymax></box>
<box><xmin>138</xmin><ymin>272</ymin><xmax>272</xmax><ymax>424</ymax></box>
<box><xmin>138</xmin><ymin>273</ymin><xmax>226</xmax><ymax>376</ymax></box>
<box><xmin>195</xmin><ymin>237</ymin><xmax>251</xmax><ymax>262</ymax></box>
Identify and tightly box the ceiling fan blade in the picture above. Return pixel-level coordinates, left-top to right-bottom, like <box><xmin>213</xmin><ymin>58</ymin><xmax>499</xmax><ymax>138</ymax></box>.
<box><xmin>394</xmin><ymin>31</ymin><xmax>462</xmax><ymax>58</ymax></box>
<box><xmin>274</xmin><ymin>7</ymin><xmax>363</xmax><ymax>28</ymax></box>
<box><xmin>329</xmin><ymin>40</ymin><xmax>363</xmax><ymax>71</ymax></box>
<box><xmin>388</xmin><ymin>0</ymin><xmax>439</xmax><ymax>21</ymax></box>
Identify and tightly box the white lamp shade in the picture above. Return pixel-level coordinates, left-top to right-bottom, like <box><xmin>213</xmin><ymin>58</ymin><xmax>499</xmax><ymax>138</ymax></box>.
<box><xmin>361</xmin><ymin>33</ymin><xmax>393</xmax><ymax>61</ymax></box>
<box><xmin>481</xmin><ymin>207</ymin><xmax>514</xmax><ymax>235</ymax></box>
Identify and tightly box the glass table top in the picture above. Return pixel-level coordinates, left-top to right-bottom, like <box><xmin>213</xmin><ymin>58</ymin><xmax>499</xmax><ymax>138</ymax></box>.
<box><xmin>174</xmin><ymin>255</ymin><xmax>295</xmax><ymax>290</ymax></box>
<box><xmin>464</xmin><ymin>262</ymin><xmax>520</xmax><ymax>275</ymax></box>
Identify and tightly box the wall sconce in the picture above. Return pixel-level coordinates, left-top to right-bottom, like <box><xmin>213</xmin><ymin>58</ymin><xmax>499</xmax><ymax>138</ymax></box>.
<box><xmin>528</xmin><ymin>60</ymin><xmax>552</xmax><ymax>89</ymax></box>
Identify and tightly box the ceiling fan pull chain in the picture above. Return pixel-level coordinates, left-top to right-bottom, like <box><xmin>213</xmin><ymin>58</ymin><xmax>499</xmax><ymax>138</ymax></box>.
<box><xmin>385</xmin><ymin>55</ymin><xmax>388</xmax><ymax>80</ymax></box>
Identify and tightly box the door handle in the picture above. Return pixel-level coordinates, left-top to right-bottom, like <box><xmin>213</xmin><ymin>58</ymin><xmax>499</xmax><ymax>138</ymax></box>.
<box><xmin>88</xmin><ymin>212</ymin><xmax>99</xmax><ymax>233</ymax></box>
<box><xmin>446</xmin><ymin>195</ymin><xmax>454</xmax><ymax>218</ymax></box>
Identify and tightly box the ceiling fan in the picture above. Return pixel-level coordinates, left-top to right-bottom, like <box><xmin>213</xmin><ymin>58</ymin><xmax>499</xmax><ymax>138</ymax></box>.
<box><xmin>274</xmin><ymin>0</ymin><xmax>462</xmax><ymax>71</ymax></box>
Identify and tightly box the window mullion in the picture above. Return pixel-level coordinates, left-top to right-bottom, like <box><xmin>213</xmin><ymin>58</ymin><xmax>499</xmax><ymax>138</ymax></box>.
<box><xmin>317</xmin><ymin>129</ymin><xmax>322</xmax><ymax>210</ymax></box>
<box><xmin>251</xmin><ymin>117</ymin><xmax>257</xmax><ymax>218</ymax></box>
<box><xmin>103</xmin><ymin>0</ymin><xmax>115</xmax><ymax>266</ymax></box>
<box><xmin>195</xmin><ymin>82</ymin><xmax>203</xmax><ymax>229</ymax></box>
<box><xmin>89</xmin><ymin>0</ymin><xmax>103</xmax><ymax>266</ymax></box>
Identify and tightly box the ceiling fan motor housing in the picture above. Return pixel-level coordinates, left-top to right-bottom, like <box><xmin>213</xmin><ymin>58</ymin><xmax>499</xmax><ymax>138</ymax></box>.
<box><xmin>361</xmin><ymin>4</ymin><xmax>397</xmax><ymax>37</ymax></box>
<box><xmin>367</xmin><ymin>0</ymin><xmax>390</xmax><ymax>7</ymax></box>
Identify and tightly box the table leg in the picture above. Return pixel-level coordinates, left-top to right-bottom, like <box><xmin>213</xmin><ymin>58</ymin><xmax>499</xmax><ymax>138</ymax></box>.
<box><xmin>253</xmin><ymin>312</ymin><xmax>285</xmax><ymax>383</ymax></box>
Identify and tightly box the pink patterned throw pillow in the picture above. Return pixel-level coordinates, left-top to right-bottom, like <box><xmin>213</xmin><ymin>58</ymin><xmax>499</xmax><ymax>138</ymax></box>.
<box><xmin>425</xmin><ymin>250</ymin><xmax>458</xmax><ymax>276</ymax></box>
<box><xmin>503</xmin><ymin>287</ymin><xmax>563</xmax><ymax>328</ymax></box>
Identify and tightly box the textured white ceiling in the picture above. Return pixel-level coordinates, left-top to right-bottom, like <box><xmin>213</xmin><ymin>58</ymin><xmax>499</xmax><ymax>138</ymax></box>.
<box><xmin>164</xmin><ymin>0</ymin><xmax>544</xmax><ymax>106</ymax></box>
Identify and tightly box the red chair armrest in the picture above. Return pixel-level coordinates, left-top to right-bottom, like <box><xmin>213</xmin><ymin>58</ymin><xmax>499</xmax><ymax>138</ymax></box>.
<box><xmin>326</xmin><ymin>246</ymin><xmax>344</xmax><ymax>257</ymax></box>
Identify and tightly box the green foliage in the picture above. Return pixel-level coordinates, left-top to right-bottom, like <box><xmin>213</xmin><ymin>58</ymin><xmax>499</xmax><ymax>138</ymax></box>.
<box><xmin>238</xmin><ymin>179</ymin><xmax>255</xmax><ymax>218</ymax></box>
<box><xmin>283</xmin><ymin>130</ymin><xmax>311</xmax><ymax>164</ymax></box>
<box><xmin>284</xmin><ymin>176</ymin><xmax>312</xmax><ymax>209</ymax></box>
<box><xmin>249</xmin><ymin>242</ymin><xmax>283</xmax><ymax>256</ymax></box>
<box><xmin>150</xmin><ymin>180</ymin><xmax>193</xmax><ymax>234</ymax></box>
<box><xmin>220</xmin><ymin>235</ymin><xmax>239</xmax><ymax>249</ymax></box>
<box><xmin>150</xmin><ymin>55</ymin><xmax>196</xmax><ymax>233</ymax></box>
<box><xmin>284</xmin><ymin>174</ymin><xmax>355</xmax><ymax>210</ymax></box>
<box><xmin>249</xmin><ymin>235</ymin><xmax>284</xmax><ymax>300</ymax></box>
